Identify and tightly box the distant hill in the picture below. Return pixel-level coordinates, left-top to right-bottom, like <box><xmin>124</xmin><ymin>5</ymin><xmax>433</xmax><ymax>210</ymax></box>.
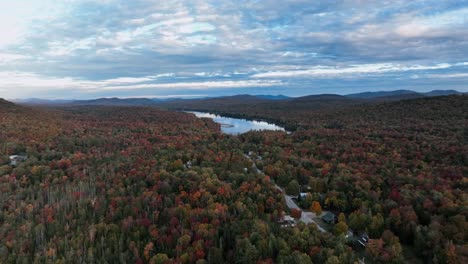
<box><xmin>255</xmin><ymin>95</ymin><xmax>290</xmax><ymax>100</ymax></box>
<box><xmin>15</xmin><ymin>98</ymin><xmax>75</xmax><ymax>105</ymax></box>
<box><xmin>347</xmin><ymin>89</ymin><xmax>462</xmax><ymax>99</ymax></box>
<box><xmin>370</xmin><ymin>92</ymin><xmax>426</xmax><ymax>102</ymax></box>
<box><xmin>293</xmin><ymin>94</ymin><xmax>352</xmax><ymax>101</ymax></box>
<box><xmin>346</xmin><ymin>90</ymin><xmax>418</xmax><ymax>99</ymax></box>
<box><xmin>161</xmin><ymin>94</ymin><xmax>269</xmax><ymax>109</ymax></box>
<box><xmin>0</xmin><ymin>98</ymin><xmax>24</xmax><ymax>112</ymax></box>
<box><xmin>150</xmin><ymin>98</ymin><xmax>186</xmax><ymax>102</ymax></box>
<box><xmin>213</xmin><ymin>94</ymin><xmax>268</xmax><ymax>102</ymax></box>
<box><xmin>11</xmin><ymin>89</ymin><xmax>465</xmax><ymax>108</ymax></box>
<box><xmin>424</xmin><ymin>90</ymin><xmax>462</xmax><ymax>97</ymax></box>
<box><xmin>0</xmin><ymin>98</ymin><xmax>17</xmax><ymax>107</ymax></box>
<box><xmin>72</xmin><ymin>98</ymin><xmax>158</xmax><ymax>106</ymax></box>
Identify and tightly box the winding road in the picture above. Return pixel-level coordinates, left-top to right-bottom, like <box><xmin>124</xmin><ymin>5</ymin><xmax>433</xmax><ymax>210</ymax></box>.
<box><xmin>245</xmin><ymin>154</ymin><xmax>328</xmax><ymax>233</ymax></box>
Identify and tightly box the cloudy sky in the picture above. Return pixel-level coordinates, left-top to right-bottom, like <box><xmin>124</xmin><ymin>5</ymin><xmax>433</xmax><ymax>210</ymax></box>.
<box><xmin>0</xmin><ymin>0</ymin><xmax>467</xmax><ymax>99</ymax></box>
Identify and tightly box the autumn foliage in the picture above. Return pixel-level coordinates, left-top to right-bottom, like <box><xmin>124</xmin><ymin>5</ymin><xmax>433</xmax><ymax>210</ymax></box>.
<box><xmin>0</xmin><ymin>95</ymin><xmax>467</xmax><ymax>263</ymax></box>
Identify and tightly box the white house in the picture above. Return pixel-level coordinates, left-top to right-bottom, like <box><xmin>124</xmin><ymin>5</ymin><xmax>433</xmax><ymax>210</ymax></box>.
<box><xmin>278</xmin><ymin>215</ymin><xmax>296</xmax><ymax>227</ymax></box>
<box><xmin>9</xmin><ymin>155</ymin><xmax>27</xmax><ymax>166</ymax></box>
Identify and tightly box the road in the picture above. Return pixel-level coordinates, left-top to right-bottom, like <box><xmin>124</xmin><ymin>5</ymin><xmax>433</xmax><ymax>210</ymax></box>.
<box><xmin>274</xmin><ymin>184</ymin><xmax>327</xmax><ymax>233</ymax></box>
<box><xmin>245</xmin><ymin>154</ymin><xmax>328</xmax><ymax>233</ymax></box>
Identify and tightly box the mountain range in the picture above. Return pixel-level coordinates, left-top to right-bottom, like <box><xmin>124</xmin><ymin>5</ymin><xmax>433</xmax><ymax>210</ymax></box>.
<box><xmin>11</xmin><ymin>89</ymin><xmax>464</xmax><ymax>106</ymax></box>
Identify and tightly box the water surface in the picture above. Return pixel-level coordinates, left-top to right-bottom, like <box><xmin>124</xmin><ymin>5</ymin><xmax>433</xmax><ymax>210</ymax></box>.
<box><xmin>187</xmin><ymin>111</ymin><xmax>286</xmax><ymax>135</ymax></box>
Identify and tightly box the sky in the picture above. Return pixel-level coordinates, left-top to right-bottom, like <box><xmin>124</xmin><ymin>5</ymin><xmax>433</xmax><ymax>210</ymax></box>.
<box><xmin>0</xmin><ymin>0</ymin><xmax>467</xmax><ymax>99</ymax></box>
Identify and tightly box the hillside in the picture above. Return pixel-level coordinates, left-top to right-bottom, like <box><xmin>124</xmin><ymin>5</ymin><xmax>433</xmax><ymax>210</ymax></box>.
<box><xmin>0</xmin><ymin>98</ymin><xmax>24</xmax><ymax>113</ymax></box>
<box><xmin>0</xmin><ymin>103</ymin><xmax>357</xmax><ymax>263</ymax></box>
<box><xmin>255</xmin><ymin>94</ymin><xmax>290</xmax><ymax>100</ymax></box>
<box><xmin>424</xmin><ymin>90</ymin><xmax>462</xmax><ymax>96</ymax></box>
<box><xmin>238</xmin><ymin>95</ymin><xmax>467</xmax><ymax>262</ymax></box>
<box><xmin>347</xmin><ymin>89</ymin><xmax>418</xmax><ymax>99</ymax></box>
<box><xmin>369</xmin><ymin>92</ymin><xmax>426</xmax><ymax>102</ymax></box>
<box><xmin>346</xmin><ymin>89</ymin><xmax>462</xmax><ymax>99</ymax></box>
<box><xmin>162</xmin><ymin>94</ymin><xmax>269</xmax><ymax>109</ymax></box>
<box><xmin>1</xmin><ymin>95</ymin><xmax>466</xmax><ymax>263</ymax></box>
<box><xmin>162</xmin><ymin>94</ymin><xmax>366</xmax><ymax>130</ymax></box>
<box><xmin>12</xmin><ymin>89</ymin><xmax>464</xmax><ymax>109</ymax></box>
<box><xmin>71</xmin><ymin>97</ymin><xmax>158</xmax><ymax>106</ymax></box>
<box><xmin>14</xmin><ymin>98</ymin><xmax>75</xmax><ymax>105</ymax></box>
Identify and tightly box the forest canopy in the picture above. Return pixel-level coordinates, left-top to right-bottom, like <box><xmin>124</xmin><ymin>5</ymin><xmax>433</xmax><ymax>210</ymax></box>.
<box><xmin>0</xmin><ymin>95</ymin><xmax>467</xmax><ymax>263</ymax></box>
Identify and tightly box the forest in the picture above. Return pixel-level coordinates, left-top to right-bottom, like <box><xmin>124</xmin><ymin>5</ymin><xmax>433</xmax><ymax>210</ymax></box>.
<box><xmin>0</xmin><ymin>95</ymin><xmax>467</xmax><ymax>263</ymax></box>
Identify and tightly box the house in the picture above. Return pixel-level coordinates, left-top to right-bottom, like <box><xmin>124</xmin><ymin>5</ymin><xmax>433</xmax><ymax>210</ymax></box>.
<box><xmin>357</xmin><ymin>233</ymin><xmax>370</xmax><ymax>247</ymax></box>
<box><xmin>9</xmin><ymin>155</ymin><xmax>27</xmax><ymax>166</ymax></box>
<box><xmin>299</xmin><ymin>192</ymin><xmax>310</xmax><ymax>198</ymax></box>
<box><xmin>278</xmin><ymin>215</ymin><xmax>296</xmax><ymax>227</ymax></box>
<box><xmin>321</xmin><ymin>212</ymin><xmax>336</xmax><ymax>224</ymax></box>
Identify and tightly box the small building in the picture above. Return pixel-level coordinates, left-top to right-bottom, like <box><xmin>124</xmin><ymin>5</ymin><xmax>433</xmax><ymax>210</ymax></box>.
<box><xmin>357</xmin><ymin>233</ymin><xmax>370</xmax><ymax>247</ymax></box>
<box><xmin>299</xmin><ymin>192</ymin><xmax>310</xmax><ymax>198</ymax></box>
<box><xmin>278</xmin><ymin>215</ymin><xmax>296</xmax><ymax>227</ymax></box>
<box><xmin>9</xmin><ymin>155</ymin><xmax>27</xmax><ymax>166</ymax></box>
<box><xmin>321</xmin><ymin>212</ymin><xmax>337</xmax><ymax>224</ymax></box>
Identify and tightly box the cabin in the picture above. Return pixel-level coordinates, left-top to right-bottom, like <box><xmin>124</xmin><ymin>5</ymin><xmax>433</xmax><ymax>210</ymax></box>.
<box><xmin>278</xmin><ymin>215</ymin><xmax>296</xmax><ymax>227</ymax></box>
<box><xmin>321</xmin><ymin>212</ymin><xmax>337</xmax><ymax>224</ymax></box>
<box><xmin>9</xmin><ymin>155</ymin><xmax>27</xmax><ymax>166</ymax></box>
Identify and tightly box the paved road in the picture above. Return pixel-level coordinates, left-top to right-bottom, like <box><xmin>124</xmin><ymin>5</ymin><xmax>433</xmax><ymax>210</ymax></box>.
<box><xmin>301</xmin><ymin>212</ymin><xmax>327</xmax><ymax>233</ymax></box>
<box><xmin>274</xmin><ymin>184</ymin><xmax>327</xmax><ymax>233</ymax></box>
<box><xmin>284</xmin><ymin>193</ymin><xmax>300</xmax><ymax>210</ymax></box>
<box><xmin>245</xmin><ymin>154</ymin><xmax>328</xmax><ymax>233</ymax></box>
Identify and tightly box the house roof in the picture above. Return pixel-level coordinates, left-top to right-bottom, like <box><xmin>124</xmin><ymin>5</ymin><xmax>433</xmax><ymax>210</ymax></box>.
<box><xmin>321</xmin><ymin>212</ymin><xmax>336</xmax><ymax>221</ymax></box>
<box><xmin>10</xmin><ymin>155</ymin><xmax>27</xmax><ymax>160</ymax></box>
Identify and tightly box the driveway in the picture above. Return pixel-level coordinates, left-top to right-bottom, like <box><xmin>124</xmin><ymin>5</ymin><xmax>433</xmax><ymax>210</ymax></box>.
<box><xmin>245</xmin><ymin>154</ymin><xmax>328</xmax><ymax>233</ymax></box>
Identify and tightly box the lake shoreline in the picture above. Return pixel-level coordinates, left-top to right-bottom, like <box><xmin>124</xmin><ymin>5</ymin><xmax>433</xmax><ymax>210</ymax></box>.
<box><xmin>179</xmin><ymin>108</ymin><xmax>295</xmax><ymax>130</ymax></box>
<box><xmin>185</xmin><ymin>110</ymin><xmax>288</xmax><ymax>135</ymax></box>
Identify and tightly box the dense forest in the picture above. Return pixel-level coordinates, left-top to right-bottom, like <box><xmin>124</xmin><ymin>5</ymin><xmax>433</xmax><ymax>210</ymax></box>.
<box><xmin>0</xmin><ymin>95</ymin><xmax>467</xmax><ymax>263</ymax></box>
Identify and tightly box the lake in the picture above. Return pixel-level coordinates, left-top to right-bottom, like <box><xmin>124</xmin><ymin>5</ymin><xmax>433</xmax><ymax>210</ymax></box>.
<box><xmin>187</xmin><ymin>111</ymin><xmax>286</xmax><ymax>135</ymax></box>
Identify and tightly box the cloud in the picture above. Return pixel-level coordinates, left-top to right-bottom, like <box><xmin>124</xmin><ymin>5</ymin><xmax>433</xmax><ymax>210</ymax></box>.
<box><xmin>0</xmin><ymin>53</ymin><xmax>29</xmax><ymax>62</ymax></box>
<box><xmin>426</xmin><ymin>73</ymin><xmax>468</xmax><ymax>79</ymax></box>
<box><xmin>394</xmin><ymin>8</ymin><xmax>468</xmax><ymax>38</ymax></box>
<box><xmin>0</xmin><ymin>71</ymin><xmax>282</xmax><ymax>99</ymax></box>
<box><xmin>0</xmin><ymin>0</ymin><xmax>467</xmax><ymax>98</ymax></box>
<box><xmin>99</xmin><ymin>80</ymin><xmax>282</xmax><ymax>91</ymax></box>
<box><xmin>252</xmin><ymin>62</ymin><xmax>458</xmax><ymax>78</ymax></box>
